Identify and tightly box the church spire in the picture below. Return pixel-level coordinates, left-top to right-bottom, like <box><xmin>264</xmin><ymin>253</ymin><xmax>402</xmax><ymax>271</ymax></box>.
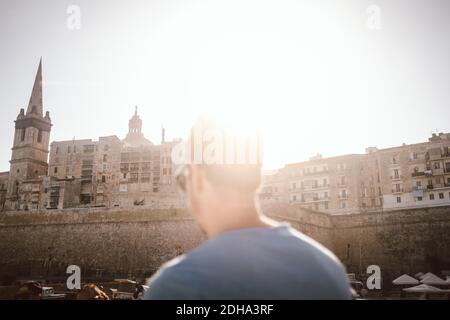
<box><xmin>26</xmin><ymin>58</ymin><xmax>43</xmax><ymax>116</ymax></box>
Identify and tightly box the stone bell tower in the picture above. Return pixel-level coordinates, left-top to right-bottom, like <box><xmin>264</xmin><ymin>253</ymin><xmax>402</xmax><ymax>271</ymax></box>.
<box><xmin>5</xmin><ymin>59</ymin><xmax>52</xmax><ymax>210</ymax></box>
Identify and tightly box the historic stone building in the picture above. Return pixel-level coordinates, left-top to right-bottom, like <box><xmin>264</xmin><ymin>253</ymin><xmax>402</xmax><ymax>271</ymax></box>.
<box><xmin>3</xmin><ymin>59</ymin><xmax>52</xmax><ymax>211</ymax></box>
<box><xmin>0</xmin><ymin>61</ymin><xmax>183</xmax><ymax>212</ymax></box>
<box><xmin>260</xmin><ymin>134</ymin><xmax>450</xmax><ymax>214</ymax></box>
<box><xmin>1</xmin><ymin>61</ymin><xmax>450</xmax><ymax>214</ymax></box>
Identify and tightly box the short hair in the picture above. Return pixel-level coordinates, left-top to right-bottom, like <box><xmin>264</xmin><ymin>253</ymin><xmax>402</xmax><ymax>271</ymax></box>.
<box><xmin>188</xmin><ymin>118</ymin><xmax>262</xmax><ymax>192</ymax></box>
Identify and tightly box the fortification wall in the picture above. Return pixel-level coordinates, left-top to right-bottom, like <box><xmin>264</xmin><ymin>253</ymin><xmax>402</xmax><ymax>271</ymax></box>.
<box><xmin>0</xmin><ymin>205</ymin><xmax>449</xmax><ymax>283</ymax></box>
<box><xmin>330</xmin><ymin>206</ymin><xmax>450</xmax><ymax>279</ymax></box>
<box><xmin>0</xmin><ymin>208</ymin><xmax>204</xmax><ymax>281</ymax></box>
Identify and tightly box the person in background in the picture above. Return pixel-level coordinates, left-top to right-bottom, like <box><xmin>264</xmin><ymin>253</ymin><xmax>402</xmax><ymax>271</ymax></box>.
<box><xmin>144</xmin><ymin>119</ymin><xmax>352</xmax><ymax>300</ymax></box>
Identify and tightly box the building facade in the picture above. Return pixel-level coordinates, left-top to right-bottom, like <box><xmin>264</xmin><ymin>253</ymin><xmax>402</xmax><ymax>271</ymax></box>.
<box><xmin>2</xmin><ymin>61</ymin><xmax>450</xmax><ymax>214</ymax></box>
<box><xmin>260</xmin><ymin>134</ymin><xmax>450</xmax><ymax>214</ymax></box>
<box><xmin>0</xmin><ymin>61</ymin><xmax>183</xmax><ymax>211</ymax></box>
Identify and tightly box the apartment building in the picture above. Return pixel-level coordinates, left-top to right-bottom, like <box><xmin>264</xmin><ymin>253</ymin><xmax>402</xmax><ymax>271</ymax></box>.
<box><xmin>260</xmin><ymin>133</ymin><xmax>450</xmax><ymax>214</ymax></box>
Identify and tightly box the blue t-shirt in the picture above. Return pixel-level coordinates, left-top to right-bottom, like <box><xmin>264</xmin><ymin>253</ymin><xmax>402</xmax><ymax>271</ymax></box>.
<box><xmin>144</xmin><ymin>224</ymin><xmax>352</xmax><ymax>299</ymax></box>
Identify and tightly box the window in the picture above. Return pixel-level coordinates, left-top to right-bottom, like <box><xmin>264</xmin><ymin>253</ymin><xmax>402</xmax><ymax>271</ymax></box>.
<box><xmin>101</xmin><ymin>176</ymin><xmax>106</xmax><ymax>183</ymax></box>
<box><xmin>416</xmin><ymin>181</ymin><xmax>422</xmax><ymax>187</ymax></box>
<box><xmin>396</xmin><ymin>196</ymin><xmax>401</xmax><ymax>203</ymax></box>
<box><xmin>430</xmin><ymin>193</ymin><xmax>435</xmax><ymax>200</ymax></box>
<box><xmin>67</xmin><ymin>146</ymin><xmax>71</xmax><ymax>153</ymax></box>
<box><xmin>21</xmin><ymin>128</ymin><xmax>26</xmax><ymax>141</ymax></box>
<box><xmin>324</xmin><ymin>202</ymin><xmax>329</xmax><ymax>209</ymax></box>
<box><xmin>84</xmin><ymin>145</ymin><xmax>95</xmax><ymax>154</ymax></box>
<box><xmin>129</xmin><ymin>173</ymin><xmax>138</xmax><ymax>182</ymax></box>
<box><xmin>340</xmin><ymin>201</ymin><xmax>346</xmax><ymax>209</ymax></box>
<box><xmin>395</xmin><ymin>184</ymin><xmax>401</xmax><ymax>192</ymax></box>
<box><xmin>436</xmin><ymin>177</ymin><xmax>442</xmax><ymax>184</ymax></box>
<box><xmin>439</xmin><ymin>193</ymin><xmax>444</xmax><ymax>199</ymax></box>
<box><xmin>292</xmin><ymin>195</ymin><xmax>297</xmax><ymax>201</ymax></box>
<box><xmin>141</xmin><ymin>173</ymin><xmax>151</xmax><ymax>183</ymax></box>
<box><xmin>103</xmin><ymin>154</ymin><xmax>107</xmax><ymax>162</ymax></box>
<box><xmin>434</xmin><ymin>162</ymin><xmax>441</xmax><ymax>169</ymax></box>
<box><xmin>417</xmin><ymin>196</ymin><xmax>422</xmax><ymax>201</ymax></box>
<box><xmin>56</xmin><ymin>147</ymin><xmax>59</xmax><ymax>155</ymax></box>
<box><xmin>37</xmin><ymin>130</ymin><xmax>42</xmax><ymax>143</ymax></box>
<box><xmin>292</xmin><ymin>182</ymin><xmax>296</xmax><ymax>190</ymax></box>
<box><xmin>54</xmin><ymin>167</ymin><xmax>58</xmax><ymax>174</ymax></box>
<box><xmin>394</xmin><ymin>169</ymin><xmax>399</xmax><ymax>179</ymax></box>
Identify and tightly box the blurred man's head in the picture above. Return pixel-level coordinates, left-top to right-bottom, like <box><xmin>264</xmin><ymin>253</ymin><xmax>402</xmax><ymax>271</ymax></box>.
<box><xmin>175</xmin><ymin>119</ymin><xmax>264</xmax><ymax>237</ymax></box>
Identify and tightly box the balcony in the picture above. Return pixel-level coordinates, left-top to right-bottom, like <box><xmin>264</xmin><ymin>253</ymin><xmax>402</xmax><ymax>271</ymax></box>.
<box><xmin>338</xmin><ymin>194</ymin><xmax>349</xmax><ymax>199</ymax></box>
<box><xmin>302</xmin><ymin>169</ymin><xmax>329</xmax><ymax>176</ymax></box>
<box><xmin>432</xmin><ymin>168</ymin><xmax>445</xmax><ymax>175</ymax></box>
<box><xmin>392</xmin><ymin>188</ymin><xmax>404</xmax><ymax>194</ymax></box>
<box><xmin>81</xmin><ymin>175</ymin><xmax>92</xmax><ymax>183</ymax></box>
<box><xmin>303</xmin><ymin>184</ymin><xmax>330</xmax><ymax>190</ymax></box>
<box><xmin>431</xmin><ymin>183</ymin><xmax>450</xmax><ymax>190</ymax></box>
<box><xmin>390</xmin><ymin>175</ymin><xmax>403</xmax><ymax>181</ymax></box>
<box><xmin>411</xmin><ymin>171</ymin><xmax>425</xmax><ymax>177</ymax></box>
<box><xmin>301</xmin><ymin>196</ymin><xmax>330</xmax><ymax>203</ymax></box>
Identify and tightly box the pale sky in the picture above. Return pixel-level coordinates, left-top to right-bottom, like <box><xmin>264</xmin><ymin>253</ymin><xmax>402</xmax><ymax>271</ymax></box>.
<box><xmin>1</xmin><ymin>0</ymin><xmax>450</xmax><ymax>172</ymax></box>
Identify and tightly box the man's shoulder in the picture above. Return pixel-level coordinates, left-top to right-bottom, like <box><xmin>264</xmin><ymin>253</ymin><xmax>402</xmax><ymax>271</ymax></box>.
<box><xmin>144</xmin><ymin>255</ymin><xmax>203</xmax><ymax>299</ymax></box>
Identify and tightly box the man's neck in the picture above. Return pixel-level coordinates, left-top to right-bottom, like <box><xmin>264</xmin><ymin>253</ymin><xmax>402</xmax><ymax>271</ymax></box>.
<box><xmin>206</xmin><ymin>205</ymin><xmax>274</xmax><ymax>239</ymax></box>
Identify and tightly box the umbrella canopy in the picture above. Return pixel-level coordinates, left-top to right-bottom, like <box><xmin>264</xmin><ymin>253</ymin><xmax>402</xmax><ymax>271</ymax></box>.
<box><xmin>420</xmin><ymin>273</ymin><xmax>448</xmax><ymax>286</ymax></box>
<box><xmin>414</xmin><ymin>272</ymin><xmax>424</xmax><ymax>279</ymax></box>
<box><xmin>419</xmin><ymin>272</ymin><xmax>435</xmax><ymax>280</ymax></box>
<box><xmin>403</xmin><ymin>284</ymin><xmax>443</xmax><ymax>293</ymax></box>
<box><xmin>393</xmin><ymin>274</ymin><xmax>420</xmax><ymax>285</ymax></box>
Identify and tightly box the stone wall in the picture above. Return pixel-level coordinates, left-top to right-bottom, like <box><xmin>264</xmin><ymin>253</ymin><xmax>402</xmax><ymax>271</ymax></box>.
<box><xmin>0</xmin><ymin>205</ymin><xmax>449</xmax><ymax>283</ymax></box>
<box><xmin>331</xmin><ymin>206</ymin><xmax>450</xmax><ymax>278</ymax></box>
<box><xmin>0</xmin><ymin>207</ymin><xmax>205</xmax><ymax>281</ymax></box>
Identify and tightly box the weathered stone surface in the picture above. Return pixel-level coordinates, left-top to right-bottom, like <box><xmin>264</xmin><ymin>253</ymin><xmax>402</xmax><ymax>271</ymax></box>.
<box><xmin>0</xmin><ymin>205</ymin><xmax>449</xmax><ymax>283</ymax></box>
